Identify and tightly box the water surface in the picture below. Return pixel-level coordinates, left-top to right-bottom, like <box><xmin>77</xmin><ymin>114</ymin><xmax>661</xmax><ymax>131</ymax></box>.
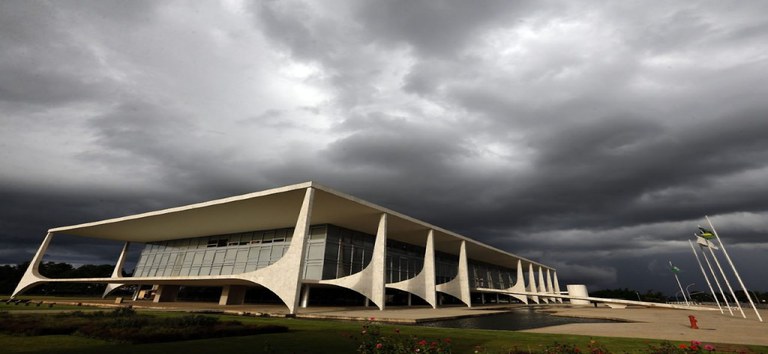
<box><xmin>418</xmin><ymin>307</ymin><xmax>614</xmax><ymax>331</ymax></box>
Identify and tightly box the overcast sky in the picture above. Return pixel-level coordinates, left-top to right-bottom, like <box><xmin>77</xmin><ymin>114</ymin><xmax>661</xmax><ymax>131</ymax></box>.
<box><xmin>2</xmin><ymin>1</ymin><xmax>768</xmax><ymax>296</ymax></box>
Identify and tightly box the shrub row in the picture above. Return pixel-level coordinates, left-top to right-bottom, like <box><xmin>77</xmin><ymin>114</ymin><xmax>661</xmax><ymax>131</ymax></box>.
<box><xmin>0</xmin><ymin>308</ymin><xmax>288</xmax><ymax>343</ymax></box>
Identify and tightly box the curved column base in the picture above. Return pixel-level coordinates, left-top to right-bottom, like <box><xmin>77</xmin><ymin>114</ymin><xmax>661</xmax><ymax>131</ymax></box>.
<box><xmin>102</xmin><ymin>283</ymin><xmax>125</xmax><ymax>298</ymax></box>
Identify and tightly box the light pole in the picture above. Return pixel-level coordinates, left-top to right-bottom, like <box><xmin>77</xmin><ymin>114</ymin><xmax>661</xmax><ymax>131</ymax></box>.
<box><xmin>690</xmin><ymin>291</ymin><xmax>713</xmax><ymax>302</ymax></box>
<box><xmin>685</xmin><ymin>283</ymin><xmax>696</xmax><ymax>304</ymax></box>
<box><xmin>669</xmin><ymin>261</ymin><xmax>689</xmax><ymax>306</ymax></box>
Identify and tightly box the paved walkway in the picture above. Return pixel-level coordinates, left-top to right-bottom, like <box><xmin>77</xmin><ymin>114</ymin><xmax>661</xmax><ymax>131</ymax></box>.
<box><xmin>523</xmin><ymin>306</ymin><xmax>768</xmax><ymax>346</ymax></box>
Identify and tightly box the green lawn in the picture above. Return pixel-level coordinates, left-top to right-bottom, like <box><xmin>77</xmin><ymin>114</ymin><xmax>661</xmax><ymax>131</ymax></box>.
<box><xmin>1</xmin><ymin>311</ymin><xmax>766</xmax><ymax>353</ymax></box>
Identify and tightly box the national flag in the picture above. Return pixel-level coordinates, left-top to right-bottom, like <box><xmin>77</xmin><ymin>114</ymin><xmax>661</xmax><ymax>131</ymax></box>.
<box><xmin>669</xmin><ymin>261</ymin><xmax>681</xmax><ymax>274</ymax></box>
<box><xmin>695</xmin><ymin>235</ymin><xmax>718</xmax><ymax>250</ymax></box>
<box><xmin>697</xmin><ymin>226</ymin><xmax>715</xmax><ymax>240</ymax></box>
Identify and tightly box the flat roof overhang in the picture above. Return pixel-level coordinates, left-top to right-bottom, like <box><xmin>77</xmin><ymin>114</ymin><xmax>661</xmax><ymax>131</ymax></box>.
<box><xmin>42</xmin><ymin>277</ymin><xmax>258</xmax><ymax>286</ymax></box>
<box><xmin>48</xmin><ymin>182</ymin><xmax>551</xmax><ymax>270</ymax></box>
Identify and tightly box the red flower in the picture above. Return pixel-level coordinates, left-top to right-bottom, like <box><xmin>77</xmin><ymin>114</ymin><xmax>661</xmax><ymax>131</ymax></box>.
<box><xmin>443</xmin><ymin>338</ymin><xmax>451</xmax><ymax>343</ymax></box>
<box><xmin>431</xmin><ymin>341</ymin><xmax>438</xmax><ymax>347</ymax></box>
<box><xmin>418</xmin><ymin>339</ymin><xmax>427</xmax><ymax>346</ymax></box>
<box><xmin>679</xmin><ymin>344</ymin><xmax>688</xmax><ymax>349</ymax></box>
<box><xmin>376</xmin><ymin>343</ymin><xmax>383</xmax><ymax>349</ymax></box>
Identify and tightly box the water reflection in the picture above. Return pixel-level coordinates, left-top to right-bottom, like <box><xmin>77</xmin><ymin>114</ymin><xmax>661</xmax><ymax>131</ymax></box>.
<box><xmin>419</xmin><ymin>307</ymin><xmax>614</xmax><ymax>331</ymax></box>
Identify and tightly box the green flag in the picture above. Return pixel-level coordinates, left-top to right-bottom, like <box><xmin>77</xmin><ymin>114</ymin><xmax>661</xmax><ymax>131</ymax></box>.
<box><xmin>697</xmin><ymin>226</ymin><xmax>714</xmax><ymax>240</ymax></box>
<box><xmin>669</xmin><ymin>261</ymin><xmax>681</xmax><ymax>274</ymax></box>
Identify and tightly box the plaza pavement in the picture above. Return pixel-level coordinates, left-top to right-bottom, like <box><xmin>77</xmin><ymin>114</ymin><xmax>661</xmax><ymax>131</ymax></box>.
<box><xmin>523</xmin><ymin>305</ymin><xmax>768</xmax><ymax>346</ymax></box>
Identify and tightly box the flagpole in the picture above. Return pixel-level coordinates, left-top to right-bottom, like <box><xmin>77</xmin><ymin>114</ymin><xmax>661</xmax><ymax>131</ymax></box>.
<box><xmin>706</xmin><ymin>240</ymin><xmax>745</xmax><ymax>318</ymax></box>
<box><xmin>670</xmin><ymin>261</ymin><xmax>689</xmax><ymax>306</ymax></box>
<box><xmin>700</xmin><ymin>246</ymin><xmax>733</xmax><ymax>316</ymax></box>
<box><xmin>706</xmin><ymin>216</ymin><xmax>763</xmax><ymax>322</ymax></box>
<box><xmin>689</xmin><ymin>239</ymin><xmax>723</xmax><ymax>313</ymax></box>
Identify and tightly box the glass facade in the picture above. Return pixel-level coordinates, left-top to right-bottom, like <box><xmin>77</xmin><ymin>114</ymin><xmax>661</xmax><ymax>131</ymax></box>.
<box><xmin>469</xmin><ymin>260</ymin><xmax>516</xmax><ymax>289</ymax></box>
<box><xmin>319</xmin><ymin>224</ymin><xmax>375</xmax><ymax>280</ymax></box>
<box><xmin>435</xmin><ymin>252</ymin><xmax>459</xmax><ymax>285</ymax></box>
<box><xmin>132</xmin><ymin>223</ymin><xmax>517</xmax><ymax>288</ymax></box>
<box><xmin>134</xmin><ymin>227</ymin><xmax>296</xmax><ymax>277</ymax></box>
<box><xmin>386</xmin><ymin>239</ymin><xmax>424</xmax><ymax>283</ymax></box>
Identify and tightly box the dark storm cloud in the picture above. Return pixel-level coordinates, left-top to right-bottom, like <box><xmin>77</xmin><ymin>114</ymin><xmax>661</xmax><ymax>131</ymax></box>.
<box><xmin>329</xmin><ymin>115</ymin><xmax>467</xmax><ymax>173</ymax></box>
<box><xmin>2</xmin><ymin>0</ymin><xmax>768</xmax><ymax>295</ymax></box>
<box><xmin>354</xmin><ymin>0</ymin><xmax>536</xmax><ymax>57</ymax></box>
<box><xmin>0</xmin><ymin>185</ymin><xmax>161</xmax><ymax>265</ymax></box>
<box><xmin>0</xmin><ymin>2</ymin><xmax>114</xmax><ymax>106</ymax></box>
<box><xmin>508</xmin><ymin>110</ymin><xmax>768</xmax><ymax>229</ymax></box>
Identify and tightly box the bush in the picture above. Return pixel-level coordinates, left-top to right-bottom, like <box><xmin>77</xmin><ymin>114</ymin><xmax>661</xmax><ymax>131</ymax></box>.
<box><xmin>0</xmin><ymin>310</ymin><xmax>288</xmax><ymax>343</ymax></box>
<box><xmin>354</xmin><ymin>318</ymin><xmax>452</xmax><ymax>354</ymax></box>
<box><xmin>647</xmin><ymin>341</ymin><xmax>716</xmax><ymax>353</ymax></box>
<box><xmin>543</xmin><ymin>342</ymin><xmax>583</xmax><ymax>354</ymax></box>
<box><xmin>164</xmin><ymin>314</ymin><xmax>219</xmax><ymax>327</ymax></box>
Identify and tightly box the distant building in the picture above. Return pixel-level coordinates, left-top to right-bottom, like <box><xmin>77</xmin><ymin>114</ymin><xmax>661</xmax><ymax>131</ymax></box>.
<box><xmin>13</xmin><ymin>182</ymin><xmax>561</xmax><ymax>313</ymax></box>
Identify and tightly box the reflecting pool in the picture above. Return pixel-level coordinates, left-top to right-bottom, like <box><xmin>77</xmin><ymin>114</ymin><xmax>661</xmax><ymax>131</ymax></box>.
<box><xmin>418</xmin><ymin>307</ymin><xmax>615</xmax><ymax>331</ymax></box>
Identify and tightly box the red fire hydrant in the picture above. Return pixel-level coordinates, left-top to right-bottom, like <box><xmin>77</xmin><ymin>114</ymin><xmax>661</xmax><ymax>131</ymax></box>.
<box><xmin>688</xmin><ymin>315</ymin><xmax>699</xmax><ymax>329</ymax></box>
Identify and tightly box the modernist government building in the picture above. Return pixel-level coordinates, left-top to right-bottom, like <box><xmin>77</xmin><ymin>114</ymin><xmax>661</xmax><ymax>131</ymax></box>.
<box><xmin>13</xmin><ymin>182</ymin><xmax>565</xmax><ymax>314</ymax></box>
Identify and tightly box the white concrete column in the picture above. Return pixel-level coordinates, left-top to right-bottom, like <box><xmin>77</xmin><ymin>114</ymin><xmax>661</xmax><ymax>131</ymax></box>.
<box><xmin>457</xmin><ymin>240</ymin><xmax>471</xmax><ymax>307</ymax></box>
<box><xmin>423</xmin><ymin>230</ymin><xmax>437</xmax><ymax>308</ymax></box>
<box><xmin>300</xmin><ymin>285</ymin><xmax>311</xmax><ymax>308</ymax></box>
<box><xmin>153</xmin><ymin>285</ymin><xmax>180</xmax><ymax>303</ymax></box>
<box><xmin>385</xmin><ymin>229</ymin><xmax>437</xmax><ymax>308</ymax></box>
<box><xmin>103</xmin><ymin>241</ymin><xmax>130</xmax><ymax>298</ymax></box>
<box><xmin>242</xmin><ymin>186</ymin><xmax>315</xmax><ymax>314</ymax></box>
<box><xmin>527</xmin><ymin>263</ymin><xmax>539</xmax><ymax>304</ymax></box>
<box><xmin>219</xmin><ymin>285</ymin><xmax>246</xmax><ymax>305</ymax></box>
<box><xmin>12</xmin><ymin>233</ymin><xmax>54</xmax><ymax>298</ymax></box>
<box><xmin>371</xmin><ymin>213</ymin><xmax>388</xmax><ymax>310</ymax></box>
<box><xmin>546</xmin><ymin>268</ymin><xmax>554</xmax><ymax>302</ymax></box>
<box><xmin>281</xmin><ymin>186</ymin><xmax>315</xmax><ymax>313</ymax></box>
<box><xmin>506</xmin><ymin>260</ymin><xmax>528</xmax><ymax>304</ymax></box>
<box><xmin>435</xmin><ymin>240</ymin><xmax>472</xmax><ymax>307</ymax></box>
<box><xmin>219</xmin><ymin>285</ymin><xmax>232</xmax><ymax>305</ymax></box>
<box><xmin>553</xmin><ymin>271</ymin><xmax>563</xmax><ymax>303</ymax></box>
<box><xmin>316</xmin><ymin>212</ymin><xmax>388</xmax><ymax>310</ymax></box>
<box><xmin>538</xmin><ymin>267</ymin><xmax>549</xmax><ymax>303</ymax></box>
